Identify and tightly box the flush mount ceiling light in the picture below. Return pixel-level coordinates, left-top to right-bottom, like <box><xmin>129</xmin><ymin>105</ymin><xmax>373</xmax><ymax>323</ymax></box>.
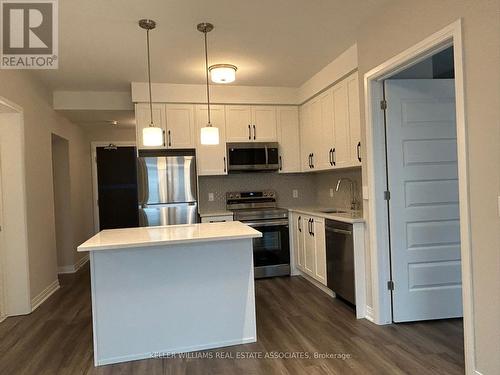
<box><xmin>197</xmin><ymin>22</ymin><xmax>220</xmax><ymax>145</ymax></box>
<box><xmin>139</xmin><ymin>19</ymin><xmax>163</xmax><ymax>147</ymax></box>
<box><xmin>209</xmin><ymin>64</ymin><xmax>237</xmax><ymax>84</ymax></box>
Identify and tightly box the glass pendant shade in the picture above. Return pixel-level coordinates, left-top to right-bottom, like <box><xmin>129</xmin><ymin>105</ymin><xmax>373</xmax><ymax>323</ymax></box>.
<box><xmin>200</xmin><ymin>125</ymin><xmax>219</xmax><ymax>145</ymax></box>
<box><xmin>209</xmin><ymin>64</ymin><xmax>237</xmax><ymax>84</ymax></box>
<box><xmin>142</xmin><ymin>126</ymin><xmax>163</xmax><ymax>146</ymax></box>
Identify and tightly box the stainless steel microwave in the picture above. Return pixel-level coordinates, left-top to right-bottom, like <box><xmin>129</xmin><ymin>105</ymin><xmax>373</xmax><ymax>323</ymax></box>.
<box><xmin>226</xmin><ymin>142</ymin><xmax>279</xmax><ymax>172</ymax></box>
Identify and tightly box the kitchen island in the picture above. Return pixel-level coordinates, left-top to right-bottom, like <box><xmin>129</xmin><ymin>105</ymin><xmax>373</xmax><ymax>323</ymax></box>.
<box><xmin>78</xmin><ymin>221</ymin><xmax>262</xmax><ymax>366</ymax></box>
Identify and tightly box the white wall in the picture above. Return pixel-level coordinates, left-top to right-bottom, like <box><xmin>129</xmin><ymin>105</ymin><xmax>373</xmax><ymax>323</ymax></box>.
<box><xmin>355</xmin><ymin>1</ymin><xmax>500</xmax><ymax>373</ymax></box>
<box><xmin>0</xmin><ymin>71</ymin><xmax>94</xmax><ymax>300</ymax></box>
<box><xmin>51</xmin><ymin>134</ymin><xmax>74</xmax><ymax>270</ymax></box>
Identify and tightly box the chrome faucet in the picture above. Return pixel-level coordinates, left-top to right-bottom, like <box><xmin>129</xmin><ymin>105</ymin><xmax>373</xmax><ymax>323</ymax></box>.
<box><xmin>335</xmin><ymin>178</ymin><xmax>358</xmax><ymax>211</ymax></box>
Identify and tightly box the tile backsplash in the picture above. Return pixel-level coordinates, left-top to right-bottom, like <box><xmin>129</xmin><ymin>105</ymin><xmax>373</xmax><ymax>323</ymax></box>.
<box><xmin>198</xmin><ymin>168</ymin><xmax>363</xmax><ymax>212</ymax></box>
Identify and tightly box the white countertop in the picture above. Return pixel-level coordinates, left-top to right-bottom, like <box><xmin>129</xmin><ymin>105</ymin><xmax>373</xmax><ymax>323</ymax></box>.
<box><xmin>78</xmin><ymin>221</ymin><xmax>262</xmax><ymax>252</ymax></box>
<box><xmin>286</xmin><ymin>207</ymin><xmax>365</xmax><ymax>224</ymax></box>
<box><xmin>199</xmin><ymin>210</ymin><xmax>234</xmax><ymax>218</ymax></box>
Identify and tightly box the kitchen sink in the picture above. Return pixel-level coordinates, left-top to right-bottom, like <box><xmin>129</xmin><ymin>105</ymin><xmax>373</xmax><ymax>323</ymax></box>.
<box><xmin>319</xmin><ymin>209</ymin><xmax>348</xmax><ymax>214</ymax></box>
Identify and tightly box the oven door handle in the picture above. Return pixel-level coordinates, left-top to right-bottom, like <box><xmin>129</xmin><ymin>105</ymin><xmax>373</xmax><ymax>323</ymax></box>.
<box><xmin>243</xmin><ymin>219</ymin><xmax>289</xmax><ymax>227</ymax></box>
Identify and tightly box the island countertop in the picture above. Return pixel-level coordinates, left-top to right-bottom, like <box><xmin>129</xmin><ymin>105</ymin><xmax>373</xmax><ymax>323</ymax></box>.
<box><xmin>78</xmin><ymin>221</ymin><xmax>262</xmax><ymax>252</ymax></box>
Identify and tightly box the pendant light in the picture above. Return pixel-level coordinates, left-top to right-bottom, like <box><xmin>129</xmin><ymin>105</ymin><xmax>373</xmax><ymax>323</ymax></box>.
<box><xmin>139</xmin><ymin>19</ymin><xmax>163</xmax><ymax>147</ymax></box>
<box><xmin>197</xmin><ymin>22</ymin><xmax>220</xmax><ymax>145</ymax></box>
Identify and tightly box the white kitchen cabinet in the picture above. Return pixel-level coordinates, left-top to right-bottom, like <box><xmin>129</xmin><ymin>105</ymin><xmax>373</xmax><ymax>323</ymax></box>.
<box><xmin>331</xmin><ymin>81</ymin><xmax>351</xmax><ymax>168</ymax></box>
<box><xmin>299</xmin><ymin>101</ymin><xmax>314</xmax><ymax>171</ymax></box>
<box><xmin>291</xmin><ymin>212</ymin><xmax>305</xmax><ymax>272</ymax></box>
<box><xmin>312</xmin><ymin>217</ymin><xmax>327</xmax><ymax>285</ymax></box>
<box><xmin>225</xmin><ymin>106</ymin><xmax>253</xmax><ymax>142</ymax></box>
<box><xmin>135</xmin><ymin>103</ymin><xmax>167</xmax><ymax>149</ymax></box>
<box><xmin>252</xmin><ymin>106</ymin><xmax>277</xmax><ymax>141</ymax></box>
<box><xmin>226</xmin><ymin>105</ymin><xmax>277</xmax><ymax>142</ymax></box>
<box><xmin>195</xmin><ymin>105</ymin><xmax>227</xmax><ymax>175</ymax></box>
<box><xmin>200</xmin><ymin>214</ymin><xmax>233</xmax><ymax>223</ymax></box>
<box><xmin>317</xmin><ymin>89</ymin><xmax>335</xmax><ymax>170</ymax></box>
<box><xmin>277</xmin><ymin>107</ymin><xmax>301</xmax><ymax>173</ymax></box>
<box><xmin>347</xmin><ymin>73</ymin><xmax>362</xmax><ymax>166</ymax></box>
<box><xmin>165</xmin><ymin>104</ymin><xmax>195</xmax><ymax>148</ymax></box>
<box><xmin>303</xmin><ymin>216</ymin><xmax>316</xmax><ymax>276</ymax></box>
<box><xmin>291</xmin><ymin>213</ymin><xmax>327</xmax><ymax>286</ymax></box>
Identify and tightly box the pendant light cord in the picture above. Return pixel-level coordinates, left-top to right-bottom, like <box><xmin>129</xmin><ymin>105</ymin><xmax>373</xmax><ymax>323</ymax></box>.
<box><xmin>146</xmin><ymin>29</ymin><xmax>154</xmax><ymax>126</ymax></box>
<box><xmin>204</xmin><ymin>30</ymin><xmax>211</xmax><ymax>125</ymax></box>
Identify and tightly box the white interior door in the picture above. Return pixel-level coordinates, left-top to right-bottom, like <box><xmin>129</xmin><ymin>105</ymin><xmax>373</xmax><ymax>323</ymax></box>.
<box><xmin>385</xmin><ymin>79</ymin><xmax>462</xmax><ymax>322</ymax></box>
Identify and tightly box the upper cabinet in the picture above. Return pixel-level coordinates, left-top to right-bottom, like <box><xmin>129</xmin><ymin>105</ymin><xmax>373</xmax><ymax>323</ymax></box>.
<box><xmin>299</xmin><ymin>71</ymin><xmax>362</xmax><ymax>172</ymax></box>
<box><xmin>195</xmin><ymin>105</ymin><xmax>227</xmax><ymax>176</ymax></box>
<box><xmin>226</xmin><ymin>105</ymin><xmax>277</xmax><ymax>142</ymax></box>
<box><xmin>165</xmin><ymin>104</ymin><xmax>195</xmax><ymax>149</ymax></box>
<box><xmin>135</xmin><ymin>103</ymin><xmax>195</xmax><ymax>150</ymax></box>
<box><xmin>277</xmin><ymin>107</ymin><xmax>301</xmax><ymax>173</ymax></box>
<box><xmin>347</xmin><ymin>73</ymin><xmax>362</xmax><ymax>165</ymax></box>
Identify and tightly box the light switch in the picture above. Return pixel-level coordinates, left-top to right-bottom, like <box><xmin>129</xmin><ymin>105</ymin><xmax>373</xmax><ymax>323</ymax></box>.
<box><xmin>362</xmin><ymin>186</ymin><xmax>369</xmax><ymax>200</ymax></box>
<box><xmin>292</xmin><ymin>189</ymin><xmax>298</xmax><ymax>198</ymax></box>
<box><xmin>208</xmin><ymin>193</ymin><xmax>214</xmax><ymax>202</ymax></box>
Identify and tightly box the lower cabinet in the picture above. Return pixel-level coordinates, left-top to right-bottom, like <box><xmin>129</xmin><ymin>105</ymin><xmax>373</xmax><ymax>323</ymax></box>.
<box><xmin>291</xmin><ymin>212</ymin><xmax>327</xmax><ymax>286</ymax></box>
<box><xmin>200</xmin><ymin>214</ymin><xmax>234</xmax><ymax>223</ymax></box>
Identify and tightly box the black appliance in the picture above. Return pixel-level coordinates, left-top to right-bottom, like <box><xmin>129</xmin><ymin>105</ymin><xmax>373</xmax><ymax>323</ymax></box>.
<box><xmin>227</xmin><ymin>191</ymin><xmax>290</xmax><ymax>278</ymax></box>
<box><xmin>326</xmin><ymin>219</ymin><xmax>355</xmax><ymax>305</ymax></box>
<box><xmin>226</xmin><ymin>142</ymin><xmax>279</xmax><ymax>172</ymax></box>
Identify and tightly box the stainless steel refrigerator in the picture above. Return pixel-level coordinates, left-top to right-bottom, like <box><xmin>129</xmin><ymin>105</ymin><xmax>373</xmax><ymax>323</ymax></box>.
<box><xmin>137</xmin><ymin>150</ymin><xmax>199</xmax><ymax>226</ymax></box>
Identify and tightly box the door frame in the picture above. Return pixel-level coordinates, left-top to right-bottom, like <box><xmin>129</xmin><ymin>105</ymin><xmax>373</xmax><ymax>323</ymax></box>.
<box><xmin>364</xmin><ymin>19</ymin><xmax>475</xmax><ymax>373</ymax></box>
<box><xmin>90</xmin><ymin>141</ymin><xmax>136</xmax><ymax>233</ymax></box>
<box><xmin>0</xmin><ymin>96</ymin><xmax>31</xmax><ymax>318</ymax></box>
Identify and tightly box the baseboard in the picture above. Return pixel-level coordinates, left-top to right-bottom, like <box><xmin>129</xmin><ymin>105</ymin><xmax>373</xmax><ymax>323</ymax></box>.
<box><xmin>294</xmin><ymin>271</ymin><xmax>334</xmax><ymax>297</ymax></box>
<box><xmin>95</xmin><ymin>337</ymin><xmax>257</xmax><ymax>366</ymax></box>
<box><xmin>58</xmin><ymin>254</ymin><xmax>89</xmax><ymax>274</ymax></box>
<box><xmin>365</xmin><ymin>305</ymin><xmax>374</xmax><ymax>322</ymax></box>
<box><xmin>31</xmin><ymin>279</ymin><xmax>60</xmax><ymax>311</ymax></box>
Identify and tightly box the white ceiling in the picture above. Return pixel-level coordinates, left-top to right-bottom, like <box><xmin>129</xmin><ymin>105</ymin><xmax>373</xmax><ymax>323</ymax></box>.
<box><xmin>33</xmin><ymin>0</ymin><xmax>388</xmax><ymax>91</ymax></box>
<box><xmin>59</xmin><ymin>110</ymin><xmax>136</xmax><ymax>128</ymax></box>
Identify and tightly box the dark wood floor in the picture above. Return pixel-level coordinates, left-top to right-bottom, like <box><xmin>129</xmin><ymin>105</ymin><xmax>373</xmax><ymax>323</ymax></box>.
<box><xmin>0</xmin><ymin>265</ymin><xmax>464</xmax><ymax>375</ymax></box>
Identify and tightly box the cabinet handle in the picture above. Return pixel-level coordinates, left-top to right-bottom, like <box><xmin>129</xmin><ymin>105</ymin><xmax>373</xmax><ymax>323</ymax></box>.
<box><xmin>332</xmin><ymin>148</ymin><xmax>336</xmax><ymax>166</ymax></box>
<box><xmin>248</xmin><ymin>125</ymin><xmax>251</xmax><ymax>140</ymax></box>
<box><xmin>329</xmin><ymin>148</ymin><xmax>333</xmax><ymax>166</ymax></box>
<box><xmin>311</xmin><ymin>153</ymin><xmax>314</xmax><ymax>169</ymax></box>
<box><xmin>253</xmin><ymin>125</ymin><xmax>256</xmax><ymax>140</ymax></box>
<box><xmin>309</xmin><ymin>218</ymin><xmax>313</xmax><ymax>235</ymax></box>
<box><xmin>357</xmin><ymin>141</ymin><xmax>362</xmax><ymax>162</ymax></box>
<box><xmin>279</xmin><ymin>156</ymin><xmax>283</xmax><ymax>171</ymax></box>
<box><xmin>298</xmin><ymin>216</ymin><xmax>301</xmax><ymax>232</ymax></box>
<box><xmin>168</xmin><ymin>130</ymin><xmax>172</xmax><ymax>147</ymax></box>
<box><xmin>163</xmin><ymin>130</ymin><xmax>166</xmax><ymax>147</ymax></box>
<box><xmin>223</xmin><ymin>156</ymin><xmax>227</xmax><ymax>173</ymax></box>
<box><xmin>309</xmin><ymin>153</ymin><xmax>312</xmax><ymax>168</ymax></box>
<box><xmin>311</xmin><ymin>219</ymin><xmax>315</xmax><ymax>236</ymax></box>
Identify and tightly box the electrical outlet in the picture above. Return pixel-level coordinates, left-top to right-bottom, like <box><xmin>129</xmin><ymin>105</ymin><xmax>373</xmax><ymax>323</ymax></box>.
<box><xmin>208</xmin><ymin>193</ymin><xmax>214</xmax><ymax>202</ymax></box>
<box><xmin>292</xmin><ymin>189</ymin><xmax>298</xmax><ymax>198</ymax></box>
<box><xmin>329</xmin><ymin>188</ymin><xmax>334</xmax><ymax>197</ymax></box>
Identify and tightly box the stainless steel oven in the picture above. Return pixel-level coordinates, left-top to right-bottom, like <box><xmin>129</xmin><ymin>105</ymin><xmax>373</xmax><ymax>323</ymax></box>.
<box><xmin>226</xmin><ymin>142</ymin><xmax>279</xmax><ymax>172</ymax></box>
<box><xmin>227</xmin><ymin>191</ymin><xmax>290</xmax><ymax>278</ymax></box>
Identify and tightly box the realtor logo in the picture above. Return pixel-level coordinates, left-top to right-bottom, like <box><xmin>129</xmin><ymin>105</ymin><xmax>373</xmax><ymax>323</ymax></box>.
<box><xmin>0</xmin><ymin>0</ymin><xmax>58</xmax><ymax>69</ymax></box>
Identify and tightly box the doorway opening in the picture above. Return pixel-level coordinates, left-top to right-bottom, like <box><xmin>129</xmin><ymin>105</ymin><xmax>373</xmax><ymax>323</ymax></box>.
<box><xmin>51</xmin><ymin>134</ymin><xmax>74</xmax><ymax>273</ymax></box>
<box><xmin>364</xmin><ymin>20</ymin><xmax>474</xmax><ymax>373</ymax></box>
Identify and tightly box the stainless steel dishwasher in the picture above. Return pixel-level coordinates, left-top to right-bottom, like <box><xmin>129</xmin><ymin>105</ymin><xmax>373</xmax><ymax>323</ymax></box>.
<box><xmin>326</xmin><ymin>220</ymin><xmax>355</xmax><ymax>305</ymax></box>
